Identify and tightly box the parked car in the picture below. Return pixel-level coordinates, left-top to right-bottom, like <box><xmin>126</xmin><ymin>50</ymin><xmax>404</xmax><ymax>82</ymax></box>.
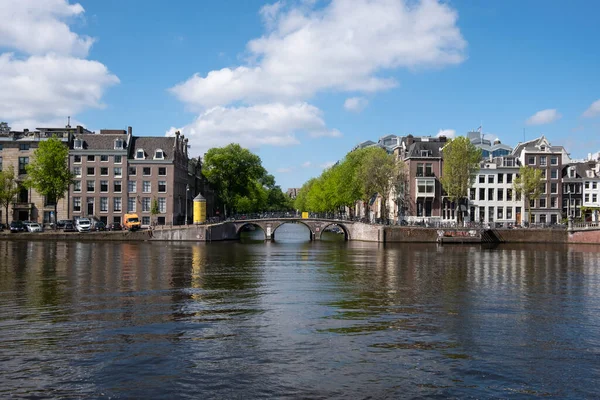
<box><xmin>63</xmin><ymin>222</ymin><xmax>77</xmax><ymax>232</ymax></box>
<box><xmin>92</xmin><ymin>221</ymin><xmax>106</xmax><ymax>231</ymax></box>
<box><xmin>56</xmin><ymin>219</ymin><xmax>71</xmax><ymax>229</ymax></box>
<box><xmin>107</xmin><ymin>223</ymin><xmax>122</xmax><ymax>231</ymax></box>
<box><xmin>9</xmin><ymin>221</ymin><xmax>26</xmax><ymax>233</ymax></box>
<box><xmin>75</xmin><ymin>218</ymin><xmax>91</xmax><ymax>232</ymax></box>
<box><xmin>26</xmin><ymin>223</ymin><xmax>43</xmax><ymax>233</ymax></box>
<box><xmin>0</xmin><ymin>223</ymin><xmax>5</xmax><ymax>231</ymax></box>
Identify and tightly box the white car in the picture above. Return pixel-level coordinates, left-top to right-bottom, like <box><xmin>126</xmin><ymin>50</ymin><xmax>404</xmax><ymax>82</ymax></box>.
<box><xmin>75</xmin><ymin>218</ymin><xmax>91</xmax><ymax>232</ymax></box>
<box><xmin>27</xmin><ymin>223</ymin><xmax>43</xmax><ymax>232</ymax></box>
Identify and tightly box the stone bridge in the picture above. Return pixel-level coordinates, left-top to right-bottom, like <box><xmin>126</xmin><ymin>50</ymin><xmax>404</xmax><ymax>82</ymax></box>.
<box><xmin>227</xmin><ymin>218</ymin><xmax>383</xmax><ymax>241</ymax></box>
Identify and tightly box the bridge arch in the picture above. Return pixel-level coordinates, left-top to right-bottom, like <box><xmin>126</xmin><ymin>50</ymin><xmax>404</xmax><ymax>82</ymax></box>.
<box><xmin>271</xmin><ymin>220</ymin><xmax>315</xmax><ymax>241</ymax></box>
<box><xmin>319</xmin><ymin>222</ymin><xmax>351</xmax><ymax>241</ymax></box>
<box><xmin>235</xmin><ymin>222</ymin><xmax>268</xmax><ymax>240</ymax></box>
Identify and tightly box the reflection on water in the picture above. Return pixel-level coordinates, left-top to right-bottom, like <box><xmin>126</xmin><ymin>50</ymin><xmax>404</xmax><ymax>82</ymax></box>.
<box><xmin>0</xmin><ymin>239</ymin><xmax>599</xmax><ymax>398</ymax></box>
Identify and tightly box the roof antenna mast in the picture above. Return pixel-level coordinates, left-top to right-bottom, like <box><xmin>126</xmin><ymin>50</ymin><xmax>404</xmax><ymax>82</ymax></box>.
<box><xmin>67</xmin><ymin>116</ymin><xmax>71</xmax><ymax>128</ymax></box>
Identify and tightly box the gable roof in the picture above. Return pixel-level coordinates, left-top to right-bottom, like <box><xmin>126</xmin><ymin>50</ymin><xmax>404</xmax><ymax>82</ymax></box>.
<box><xmin>129</xmin><ymin>136</ymin><xmax>177</xmax><ymax>161</ymax></box>
<box><xmin>73</xmin><ymin>133</ymin><xmax>127</xmax><ymax>150</ymax></box>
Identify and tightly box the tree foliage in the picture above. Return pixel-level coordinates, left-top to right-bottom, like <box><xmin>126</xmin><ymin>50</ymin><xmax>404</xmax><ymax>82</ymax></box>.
<box><xmin>0</xmin><ymin>165</ymin><xmax>20</xmax><ymax>225</ymax></box>
<box><xmin>513</xmin><ymin>165</ymin><xmax>544</xmax><ymax>223</ymax></box>
<box><xmin>294</xmin><ymin>146</ymin><xmax>406</xmax><ymax>222</ymax></box>
<box><xmin>25</xmin><ymin>137</ymin><xmax>73</xmax><ymax>227</ymax></box>
<box><xmin>0</xmin><ymin>122</ymin><xmax>10</xmax><ymax>133</ymax></box>
<box><xmin>440</xmin><ymin>136</ymin><xmax>482</xmax><ymax>223</ymax></box>
<box><xmin>203</xmin><ymin>144</ymin><xmax>291</xmax><ymax>216</ymax></box>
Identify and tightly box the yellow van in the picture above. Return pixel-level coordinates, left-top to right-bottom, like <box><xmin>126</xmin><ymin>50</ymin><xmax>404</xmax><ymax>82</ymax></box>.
<box><xmin>123</xmin><ymin>213</ymin><xmax>141</xmax><ymax>231</ymax></box>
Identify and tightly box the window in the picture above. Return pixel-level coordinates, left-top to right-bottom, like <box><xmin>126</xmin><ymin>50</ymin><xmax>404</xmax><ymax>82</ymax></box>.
<box><xmin>585</xmin><ymin>194</ymin><xmax>590</xmax><ymax>202</ymax></box>
<box><xmin>135</xmin><ymin>149</ymin><xmax>145</xmax><ymax>159</ymax></box>
<box><xmin>539</xmin><ymin>198</ymin><xmax>546</xmax><ymax>208</ymax></box>
<box><xmin>154</xmin><ymin>149</ymin><xmax>164</xmax><ymax>160</ymax></box>
<box><xmin>530</xmin><ymin>199</ymin><xmax>535</xmax><ymax>208</ymax></box>
<box><xmin>142</xmin><ymin>216</ymin><xmax>151</xmax><ymax>226</ymax></box>
<box><xmin>128</xmin><ymin>197</ymin><xmax>136</xmax><ymax>213</ymax></box>
<box><xmin>158</xmin><ymin>181</ymin><xmax>166</xmax><ymax>192</ymax></box>
<box><xmin>87</xmin><ymin>155</ymin><xmax>95</xmax><ymax>162</ymax></box>
<box><xmin>73</xmin><ymin>166</ymin><xmax>82</xmax><ymax>177</ymax></box>
<box><xmin>87</xmin><ymin>180</ymin><xmax>95</xmax><ymax>192</ymax></box>
<box><xmin>114</xmin><ymin>180</ymin><xmax>122</xmax><ymax>193</ymax></box>
<box><xmin>157</xmin><ymin>217</ymin><xmax>165</xmax><ymax>225</ymax></box>
<box><xmin>113</xmin><ymin>197</ymin><xmax>122</xmax><ymax>212</ymax></box>
<box><xmin>551</xmin><ymin>183</ymin><xmax>557</xmax><ymax>193</ymax></box>
<box><xmin>542</xmin><ymin>183</ymin><xmax>547</xmax><ymax>194</ymax></box>
<box><xmin>128</xmin><ymin>181</ymin><xmax>137</xmax><ymax>193</ymax></box>
<box><xmin>497</xmin><ymin>207</ymin><xmax>503</xmax><ymax>220</ymax></box>
<box><xmin>593</xmin><ymin>194</ymin><xmax>598</xmax><ymax>203</ymax></box>
<box><xmin>488</xmin><ymin>175</ymin><xmax>494</xmax><ymax>184</ymax></box>
<box><xmin>143</xmin><ymin>167</ymin><xmax>151</xmax><ymax>176</ymax></box>
<box><xmin>479</xmin><ymin>175</ymin><xmax>485</xmax><ymax>184</ymax></box>
<box><xmin>100</xmin><ymin>155</ymin><xmax>109</xmax><ymax>162</ymax></box>
<box><xmin>74</xmin><ymin>139</ymin><xmax>83</xmax><ymax>149</ymax></box>
<box><xmin>100</xmin><ymin>167</ymin><xmax>108</xmax><ymax>176</ymax></box>
<box><xmin>129</xmin><ymin>166</ymin><xmax>136</xmax><ymax>176</ymax></box>
<box><xmin>158</xmin><ymin>197</ymin><xmax>166</xmax><ymax>213</ymax></box>
<box><xmin>507</xmin><ymin>207</ymin><xmax>513</xmax><ymax>219</ymax></box>
<box><xmin>87</xmin><ymin>167</ymin><xmax>95</xmax><ymax>176</ymax></box>
<box><xmin>551</xmin><ymin>169</ymin><xmax>558</xmax><ymax>179</ymax></box>
<box><xmin>158</xmin><ymin>167</ymin><xmax>166</xmax><ymax>176</ymax></box>
<box><xmin>488</xmin><ymin>188</ymin><xmax>494</xmax><ymax>201</ymax></box>
<box><xmin>507</xmin><ymin>189</ymin><xmax>513</xmax><ymax>201</ymax></box>
<box><xmin>551</xmin><ymin>197</ymin><xmax>557</xmax><ymax>208</ymax></box>
<box><xmin>100</xmin><ymin>197</ymin><xmax>108</xmax><ymax>212</ymax></box>
<box><xmin>497</xmin><ymin>188</ymin><xmax>503</xmax><ymax>201</ymax></box>
<box><xmin>479</xmin><ymin>188</ymin><xmax>485</xmax><ymax>201</ymax></box>
<box><xmin>100</xmin><ymin>180</ymin><xmax>108</xmax><ymax>192</ymax></box>
<box><xmin>113</xmin><ymin>216</ymin><xmax>121</xmax><ymax>224</ymax></box>
<box><xmin>143</xmin><ymin>181</ymin><xmax>151</xmax><ymax>193</ymax></box>
<box><xmin>585</xmin><ymin>181</ymin><xmax>590</xmax><ymax>189</ymax></box>
<box><xmin>0</xmin><ymin>144</ymin><xmax>2</xmax><ymax>150</ymax></box>
<box><xmin>498</xmin><ymin>173</ymin><xmax>503</xmax><ymax>183</ymax></box>
<box><xmin>540</xmin><ymin>156</ymin><xmax>547</xmax><ymax>166</ymax></box>
<box><xmin>469</xmin><ymin>188</ymin><xmax>475</xmax><ymax>200</ymax></box>
<box><xmin>528</xmin><ymin>156</ymin><xmax>535</xmax><ymax>165</ymax></box>
<box><xmin>416</xmin><ymin>163</ymin><xmax>423</xmax><ymax>177</ymax></box>
<box><xmin>114</xmin><ymin>167</ymin><xmax>122</xmax><ymax>177</ymax></box>
<box><xmin>73</xmin><ymin>197</ymin><xmax>81</xmax><ymax>212</ymax></box>
<box><xmin>420</xmin><ymin>150</ymin><xmax>429</xmax><ymax>157</ymax></box>
<box><xmin>488</xmin><ymin>206</ymin><xmax>494</xmax><ymax>222</ymax></box>
<box><xmin>19</xmin><ymin>143</ymin><xmax>30</xmax><ymax>151</ymax></box>
<box><xmin>142</xmin><ymin>197</ymin><xmax>151</xmax><ymax>212</ymax></box>
<box><xmin>593</xmin><ymin>182</ymin><xmax>598</xmax><ymax>190</ymax></box>
<box><xmin>18</xmin><ymin>157</ymin><xmax>29</xmax><ymax>174</ymax></box>
<box><xmin>74</xmin><ymin>155</ymin><xmax>81</xmax><ymax>163</ymax></box>
<box><xmin>540</xmin><ymin>214</ymin><xmax>547</xmax><ymax>224</ymax></box>
<box><xmin>551</xmin><ymin>157</ymin><xmax>558</xmax><ymax>165</ymax></box>
<box><xmin>74</xmin><ymin>181</ymin><xmax>81</xmax><ymax>192</ymax></box>
<box><xmin>425</xmin><ymin>163</ymin><xmax>433</xmax><ymax>177</ymax></box>
<box><xmin>114</xmin><ymin>155</ymin><xmax>122</xmax><ymax>164</ymax></box>
<box><xmin>417</xmin><ymin>180</ymin><xmax>434</xmax><ymax>194</ymax></box>
<box><xmin>114</xmin><ymin>139</ymin><xmax>124</xmax><ymax>150</ymax></box>
<box><xmin>541</xmin><ymin>169</ymin><xmax>546</xmax><ymax>179</ymax></box>
<box><xmin>506</xmin><ymin>174</ymin><xmax>513</xmax><ymax>184</ymax></box>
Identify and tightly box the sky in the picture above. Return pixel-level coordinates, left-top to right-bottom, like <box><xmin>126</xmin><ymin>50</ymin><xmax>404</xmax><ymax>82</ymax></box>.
<box><xmin>1</xmin><ymin>0</ymin><xmax>600</xmax><ymax>191</ymax></box>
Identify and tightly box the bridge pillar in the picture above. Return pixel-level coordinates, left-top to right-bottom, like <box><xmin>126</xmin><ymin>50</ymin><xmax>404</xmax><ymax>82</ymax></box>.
<box><xmin>266</xmin><ymin>223</ymin><xmax>273</xmax><ymax>240</ymax></box>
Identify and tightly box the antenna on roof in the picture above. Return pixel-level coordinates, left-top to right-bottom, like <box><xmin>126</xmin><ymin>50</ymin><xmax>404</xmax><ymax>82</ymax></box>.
<box><xmin>66</xmin><ymin>116</ymin><xmax>71</xmax><ymax>128</ymax></box>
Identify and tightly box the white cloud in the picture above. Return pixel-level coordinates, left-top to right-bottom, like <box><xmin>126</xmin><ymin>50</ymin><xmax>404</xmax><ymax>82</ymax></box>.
<box><xmin>583</xmin><ymin>99</ymin><xmax>600</xmax><ymax>118</ymax></box>
<box><xmin>344</xmin><ymin>97</ymin><xmax>369</xmax><ymax>113</ymax></box>
<box><xmin>169</xmin><ymin>0</ymin><xmax>466</xmax><ymax>149</ymax></box>
<box><xmin>301</xmin><ymin>161</ymin><xmax>312</xmax><ymax>168</ymax></box>
<box><xmin>170</xmin><ymin>0</ymin><xmax>466</xmax><ymax>109</ymax></box>
<box><xmin>0</xmin><ymin>53</ymin><xmax>118</xmax><ymax>121</ymax></box>
<box><xmin>0</xmin><ymin>1</ymin><xmax>118</xmax><ymax>129</ymax></box>
<box><xmin>320</xmin><ymin>161</ymin><xmax>336</xmax><ymax>169</ymax></box>
<box><xmin>526</xmin><ymin>109</ymin><xmax>562</xmax><ymax>126</ymax></box>
<box><xmin>0</xmin><ymin>0</ymin><xmax>94</xmax><ymax>57</ymax></box>
<box><xmin>276</xmin><ymin>167</ymin><xmax>293</xmax><ymax>173</ymax></box>
<box><xmin>436</xmin><ymin>129</ymin><xmax>455</xmax><ymax>138</ymax></box>
<box><xmin>166</xmin><ymin>103</ymin><xmax>340</xmax><ymax>156</ymax></box>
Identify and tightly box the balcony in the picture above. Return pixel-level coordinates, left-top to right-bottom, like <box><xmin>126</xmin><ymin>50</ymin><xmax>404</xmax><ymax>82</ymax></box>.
<box><xmin>12</xmin><ymin>202</ymin><xmax>33</xmax><ymax>209</ymax></box>
<box><xmin>415</xmin><ymin>178</ymin><xmax>436</xmax><ymax>198</ymax></box>
<box><xmin>415</xmin><ymin>172</ymin><xmax>436</xmax><ymax>177</ymax></box>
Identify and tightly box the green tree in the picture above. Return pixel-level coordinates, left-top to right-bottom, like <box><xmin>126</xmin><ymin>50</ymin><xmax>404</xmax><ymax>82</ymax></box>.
<box><xmin>25</xmin><ymin>136</ymin><xmax>73</xmax><ymax>228</ymax></box>
<box><xmin>358</xmin><ymin>147</ymin><xmax>407</xmax><ymax>223</ymax></box>
<box><xmin>0</xmin><ymin>122</ymin><xmax>10</xmax><ymax>134</ymax></box>
<box><xmin>151</xmin><ymin>197</ymin><xmax>159</xmax><ymax>225</ymax></box>
<box><xmin>513</xmin><ymin>165</ymin><xmax>544</xmax><ymax>224</ymax></box>
<box><xmin>203</xmin><ymin>144</ymin><xmax>267</xmax><ymax>217</ymax></box>
<box><xmin>0</xmin><ymin>166</ymin><xmax>21</xmax><ymax>225</ymax></box>
<box><xmin>440</xmin><ymin>136</ymin><xmax>482</xmax><ymax>223</ymax></box>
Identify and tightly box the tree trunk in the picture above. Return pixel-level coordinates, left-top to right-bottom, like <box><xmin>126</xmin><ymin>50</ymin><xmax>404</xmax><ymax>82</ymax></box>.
<box><xmin>5</xmin><ymin>204</ymin><xmax>8</xmax><ymax>226</ymax></box>
<box><xmin>54</xmin><ymin>201</ymin><xmax>58</xmax><ymax>230</ymax></box>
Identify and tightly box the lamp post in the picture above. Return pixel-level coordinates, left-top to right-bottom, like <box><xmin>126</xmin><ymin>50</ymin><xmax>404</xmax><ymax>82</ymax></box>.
<box><xmin>185</xmin><ymin>184</ymin><xmax>189</xmax><ymax>225</ymax></box>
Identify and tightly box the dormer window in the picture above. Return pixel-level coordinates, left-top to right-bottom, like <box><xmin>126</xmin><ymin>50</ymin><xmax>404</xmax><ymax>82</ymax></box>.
<box><xmin>135</xmin><ymin>149</ymin><xmax>145</xmax><ymax>160</ymax></box>
<box><xmin>540</xmin><ymin>145</ymin><xmax>546</xmax><ymax>151</ymax></box>
<box><xmin>74</xmin><ymin>138</ymin><xmax>83</xmax><ymax>149</ymax></box>
<box><xmin>420</xmin><ymin>150</ymin><xmax>429</xmax><ymax>157</ymax></box>
<box><xmin>154</xmin><ymin>149</ymin><xmax>164</xmax><ymax>160</ymax></box>
<box><xmin>114</xmin><ymin>139</ymin><xmax>124</xmax><ymax>150</ymax></box>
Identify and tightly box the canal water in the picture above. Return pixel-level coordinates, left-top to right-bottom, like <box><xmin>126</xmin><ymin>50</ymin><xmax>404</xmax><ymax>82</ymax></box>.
<box><xmin>1</xmin><ymin>224</ymin><xmax>599</xmax><ymax>399</ymax></box>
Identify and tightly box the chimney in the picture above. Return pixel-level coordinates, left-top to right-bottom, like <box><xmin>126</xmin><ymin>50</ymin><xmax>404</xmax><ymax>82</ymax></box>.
<box><xmin>23</xmin><ymin>129</ymin><xmax>29</xmax><ymax>133</ymax></box>
<box><xmin>128</xmin><ymin>126</ymin><xmax>132</xmax><ymax>135</ymax></box>
<box><xmin>406</xmin><ymin>134</ymin><xmax>414</xmax><ymax>147</ymax></box>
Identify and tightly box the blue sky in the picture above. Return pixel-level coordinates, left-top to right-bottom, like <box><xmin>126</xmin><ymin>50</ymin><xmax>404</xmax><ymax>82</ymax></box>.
<box><xmin>2</xmin><ymin>0</ymin><xmax>600</xmax><ymax>191</ymax></box>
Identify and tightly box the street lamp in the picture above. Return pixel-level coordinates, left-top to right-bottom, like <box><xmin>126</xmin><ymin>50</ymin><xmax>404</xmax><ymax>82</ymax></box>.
<box><xmin>185</xmin><ymin>184</ymin><xmax>189</xmax><ymax>225</ymax></box>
